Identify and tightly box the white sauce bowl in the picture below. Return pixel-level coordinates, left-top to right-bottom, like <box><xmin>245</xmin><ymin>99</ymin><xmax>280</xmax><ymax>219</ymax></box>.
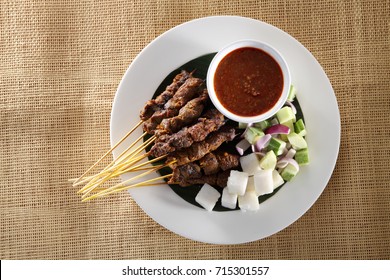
<box><xmin>207</xmin><ymin>40</ymin><xmax>291</xmax><ymax>123</ymax></box>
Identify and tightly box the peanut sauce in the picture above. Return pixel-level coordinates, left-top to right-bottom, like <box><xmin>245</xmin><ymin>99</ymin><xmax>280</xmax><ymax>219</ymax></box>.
<box><xmin>214</xmin><ymin>47</ymin><xmax>283</xmax><ymax>117</ymax></box>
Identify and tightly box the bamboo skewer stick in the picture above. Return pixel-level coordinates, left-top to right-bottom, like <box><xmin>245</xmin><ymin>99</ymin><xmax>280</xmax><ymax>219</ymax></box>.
<box><xmin>77</xmin><ymin>152</ymin><xmax>151</xmax><ymax>195</ymax></box>
<box><xmin>82</xmin><ymin>174</ymin><xmax>172</xmax><ymax>202</ymax></box>
<box><xmin>79</xmin><ymin>155</ymin><xmax>170</xmax><ymax>198</ymax></box>
<box><xmin>73</xmin><ymin>120</ymin><xmax>143</xmax><ymax>185</ymax></box>
<box><xmin>90</xmin><ymin>181</ymin><xmax>169</xmax><ymax>193</ymax></box>
<box><xmin>74</xmin><ymin>133</ymin><xmax>152</xmax><ymax>189</ymax></box>
<box><xmin>95</xmin><ymin>131</ymin><xmax>148</xmax><ymax>175</ymax></box>
<box><xmin>77</xmin><ymin>154</ymin><xmax>166</xmax><ymax>195</ymax></box>
<box><xmin>82</xmin><ymin>161</ymin><xmax>175</xmax><ymax>200</ymax></box>
<box><xmin>76</xmin><ymin>137</ymin><xmax>156</xmax><ymax>194</ymax></box>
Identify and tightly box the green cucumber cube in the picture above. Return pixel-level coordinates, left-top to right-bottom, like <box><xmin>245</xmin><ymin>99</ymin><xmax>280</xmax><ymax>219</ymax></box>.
<box><xmin>280</xmin><ymin>163</ymin><xmax>299</xmax><ymax>181</ymax></box>
<box><xmin>253</xmin><ymin>120</ymin><xmax>271</xmax><ymax>130</ymax></box>
<box><xmin>287</xmin><ymin>132</ymin><xmax>307</xmax><ymax>150</ymax></box>
<box><xmin>245</xmin><ymin>127</ymin><xmax>265</xmax><ymax>144</ymax></box>
<box><xmin>287</xmin><ymin>85</ymin><xmax>297</xmax><ymax>102</ymax></box>
<box><xmin>280</xmin><ymin>119</ymin><xmax>294</xmax><ymax>141</ymax></box>
<box><xmin>276</xmin><ymin>107</ymin><xmax>296</xmax><ymax>124</ymax></box>
<box><xmin>238</xmin><ymin>122</ymin><xmax>248</xmax><ymax>129</ymax></box>
<box><xmin>267</xmin><ymin>137</ymin><xmax>286</xmax><ymax>156</ymax></box>
<box><xmin>259</xmin><ymin>150</ymin><xmax>277</xmax><ymax>170</ymax></box>
<box><xmin>294</xmin><ymin>119</ymin><xmax>307</xmax><ymax>137</ymax></box>
<box><xmin>295</xmin><ymin>148</ymin><xmax>309</xmax><ymax>165</ymax></box>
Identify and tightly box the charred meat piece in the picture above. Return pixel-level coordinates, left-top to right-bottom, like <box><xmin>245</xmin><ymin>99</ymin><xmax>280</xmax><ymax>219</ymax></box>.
<box><xmin>143</xmin><ymin>77</ymin><xmax>204</xmax><ymax>134</ymax></box>
<box><xmin>149</xmin><ymin>109</ymin><xmax>225</xmax><ymax>158</ymax></box>
<box><xmin>139</xmin><ymin>70</ymin><xmax>191</xmax><ymax>121</ymax></box>
<box><xmin>199</xmin><ymin>151</ymin><xmax>239</xmax><ymax>175</ymax></box>
<box><xmin>216</xmin><ymin>170</ymin><xmax>231</xmax><ymax>188</ymax></box>
<box><xmin>186</xmin><ymin>110</ymin><xmax>225</xmax><ymax>142</ymax></box>
<box><xmin>215</xmin><ymin>151</ymin><xmax>240</xmax><ymax>171</ymax></box>
<box><xmin>167</xmin><ymin>125</ymin><xmax>236</xmax><ymax>168</ymax></box>
<box><xmin>168</xmin><ymin>169</ymin><xmax>231</xmax><ymax>188</ymax></box>
<box><xmin>157</xmin><ymin>89</ymin><xmax>209</xmax><ymax>134</ymax></box>
<box><xmin>169</xmin><ymin>162</ymin><xmax>202</xmax><ymax>185</ymax></box>
<box><xmin>199</xmin><ymin>153</ymin><xmax>219</xmax><ymax>175</ymax></box>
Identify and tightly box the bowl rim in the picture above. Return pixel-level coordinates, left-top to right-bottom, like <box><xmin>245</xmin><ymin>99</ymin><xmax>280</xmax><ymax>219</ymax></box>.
<box><xmin>206</xmin><ymin>39</ymin><xmax>291</xmax><ymax>123</ymax></box>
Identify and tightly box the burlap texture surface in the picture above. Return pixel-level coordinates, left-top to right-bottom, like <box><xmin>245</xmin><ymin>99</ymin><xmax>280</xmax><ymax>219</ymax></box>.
<box><xmin>1</xmin><ymin>0</ymin><xmax>389</xmax><ymax>259</ymax></box>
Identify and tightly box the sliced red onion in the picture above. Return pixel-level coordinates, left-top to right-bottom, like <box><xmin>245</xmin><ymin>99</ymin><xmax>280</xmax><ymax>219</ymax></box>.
<box><xmin>235</xmin><ymin>138</ymin><xmax>251</xmax><ymax>156</ymax></box>
<box><xmin>265</xmin><ymin>124</ymin><xmax>290</xmax><ymax>135</ymax></box>
<box><xmin>255</xmin><ymin>134</ymin><xmax>272</xmax><ymax>151</ymax></box>
<box><xmin>285</xmin><ymin>100</ymin><xmax>297</xmax><ymax>114</ymax></box>
<box><xmin>251</xmin><ymin>144</ymin><xmax>256</xmax><ymax>153</ymax></box>
<box><xmin>277</xmin><ymin>157</ymin><xmax>299</xmax><ymax>171</ymax></box>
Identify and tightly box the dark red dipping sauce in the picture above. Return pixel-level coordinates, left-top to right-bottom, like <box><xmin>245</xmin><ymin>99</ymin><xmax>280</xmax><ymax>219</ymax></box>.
<box><xmin>214</xmin><ymin>47</ymin><xmax>284</xmax><ymax>117</ymax></box>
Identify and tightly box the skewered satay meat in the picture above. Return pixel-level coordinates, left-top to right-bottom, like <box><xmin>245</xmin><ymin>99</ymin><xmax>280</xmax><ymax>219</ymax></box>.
<box><xmin>195</xmin><ymin>150</ymin><xmax>240</xmax><ymax>175</ymax></box>
<box><xmin>168</xmin><ymin>169</ymin><xmax>231</xmax><ymax>188</ymax></box>
<box><xmin>214</xmin><ymin>151</ymin><xmax>240</xmax><ymax>171</ymax></box>
<box><xmin>168</xmin><ymin>150</ymin><xmax>239</xmax><ymax>187</ymax></box>
<box><xmin>167</xmin><ymin>125</ymin><xmax>236</xmax><ymax>168</ymax></box>
<box><xmin>198</xmin><ymin>151</ymin><xmax>239</xmax><ymax>175</ymax></box>
<box><xmin>157</xmin><ymin>89</ymin><xmax>209</xmax><ymax>134</ymax></box>
<box><xmin>143</xmin><ymin>77</ymin><xmax>204</xmax><ymax>134</ymax></box>
<box><xmin>139</xmin><ymin>70</ymin><xmax>191</xmax><ymax>121</ymax></box>
<box><xmin>198</xmin><ymin>153</ymin><xmax>219</xmax><ymax>175</ymax></box>
<box><xmin>150</xmin><ymin>109</ymin><xmax>225</xmax><ymax>158</ymax></box>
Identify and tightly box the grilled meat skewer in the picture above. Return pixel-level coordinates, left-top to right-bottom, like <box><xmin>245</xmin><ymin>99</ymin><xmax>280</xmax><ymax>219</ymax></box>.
<box><xmin>169</xmin><ymin>151</ymin><xmax>239</xmax><ymax>185</ymax></box>
<box><xmin>157</xmin><ymin>89</ymin><xmax>209</xmax><ymax>135</ymax></box>
<box><xmin>168</xmin><ymin>168</ymin><xmax>231</xmax><ymax>188</ymax></box>
<box><xmin>167</xmin><ymin>125</ymin><xmax>236</xmax><ymax>168</ymax></box>
<box><xmin>139</xmin><ymin>70</ymin><xmax>191</xmax><ymax>121</ymax></box>
<box><xmin>150</xmin><ymin>109</ymin><xmax>225</xmax><ymax>158</ymax></box>
<box><xmin>198</xmin><ymin>151</ymin><xmax>239</xmax><ymax>175</ymax></box>
<box><xmin>143</xmin><ymin>77</ymin><xmax>204</xmax><ymax>134</ymax></box>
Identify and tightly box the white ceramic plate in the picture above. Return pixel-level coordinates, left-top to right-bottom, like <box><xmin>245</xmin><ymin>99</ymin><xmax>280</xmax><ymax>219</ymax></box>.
<box><xmin>110</xmin><ymin>16</ymin><xmax>340</xmax><ymax>244</ymax></box>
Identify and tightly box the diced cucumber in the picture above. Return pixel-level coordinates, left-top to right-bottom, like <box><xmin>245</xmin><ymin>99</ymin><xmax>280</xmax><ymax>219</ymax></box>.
<box><xmin>294</xmin><ymin>119</ymin><xmax>307</xmax><ymax>137</ymax></box>
<box><xmin>280</xmin><ymin>119</ymin><xmax>294</xmax><ymax>141</ymax></box>
<box><xmin>238</xmin><ymin>122</ymin><xmax>248</xmax><ymax>129</ymax></box>
<box><xmin>253</xmin><ymin>120</ymin><xmax>271</xmax><ymax>130</ymax></box>
<box><xmin>276</xmin><ymin>106</ymin><xmax>296</xmax><ymax>124</ymax></box>
<box><xmin>280</xmin><ymin>163</ymin><xmax>299</xmax><ymax>182</ymax></box>
<box><xmin>259</xmin><ymin>150</ymin><xmax>277</xmax><ymax>170</ymax></box>
<box><xmin>272</xmin><ymin>169</ymin><xmax>284</xmax><ymax>189</ymax></box>
<box><xmin>245</xmin><ymin>127</ymin><xmax>265</xmax><ymax>144</ymax></box>
<box><xmin>287</xmin><ymin>85</ymin><xmax>297</xmax><ymax>102</ymax></box>
<box><xmin>287</xmin><ymin>132</ymin><xmax>307</xmax><ymax>150</ymax></box>
<box><xmin>295</xmin><ymin>148</ymin><xmax>309</xmax><ymax>165</ymax></box>
<box><xmin>267</xmin><ymin>137</ymin><xmax>287</xmax><ymax>156</ymax></box>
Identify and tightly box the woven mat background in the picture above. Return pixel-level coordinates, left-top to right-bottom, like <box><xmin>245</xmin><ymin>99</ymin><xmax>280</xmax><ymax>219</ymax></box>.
<box><xmin>1</xmin><ymin>0</ymin><xmax>389</xmax><ymax>260</ymax></box>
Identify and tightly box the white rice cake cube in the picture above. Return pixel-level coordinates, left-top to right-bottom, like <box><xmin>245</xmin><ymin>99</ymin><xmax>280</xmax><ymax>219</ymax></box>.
<box><xmin>238</xmin><ymin>191</ymin><xmax>259</xmax><ymax>212</ymax></box>
<box><xmin>254</xmin><ymin>169</ymin><xmax>273</xmax><ymax>196</ymax></box>
<box><xmin>246</xmin><ymin>176</ymin><xmax>256</xmax><ymax>193</ymax></box>
<box><xmin>221</xmin><ymin>187</ymin><xmax>238</xmax><ymax>209</ymax></box>
<box><xmin>272</xmin><ymin>169</ymin><xmax>285</xmax><ymax>189</ymax></box>
<box><xmin>227</xmin><ymin>170</ymin><xmax>249</xmax><ymax>196</ymax></box>
<box><xmin>239</xmin><ymin>153</ymin><xmax>261</xmax><ymax>175</ymax></box>
<box><xmin>195</xmin><ymin>183</ymin><xmax>221</xmax><ymax>211</ymax></box>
